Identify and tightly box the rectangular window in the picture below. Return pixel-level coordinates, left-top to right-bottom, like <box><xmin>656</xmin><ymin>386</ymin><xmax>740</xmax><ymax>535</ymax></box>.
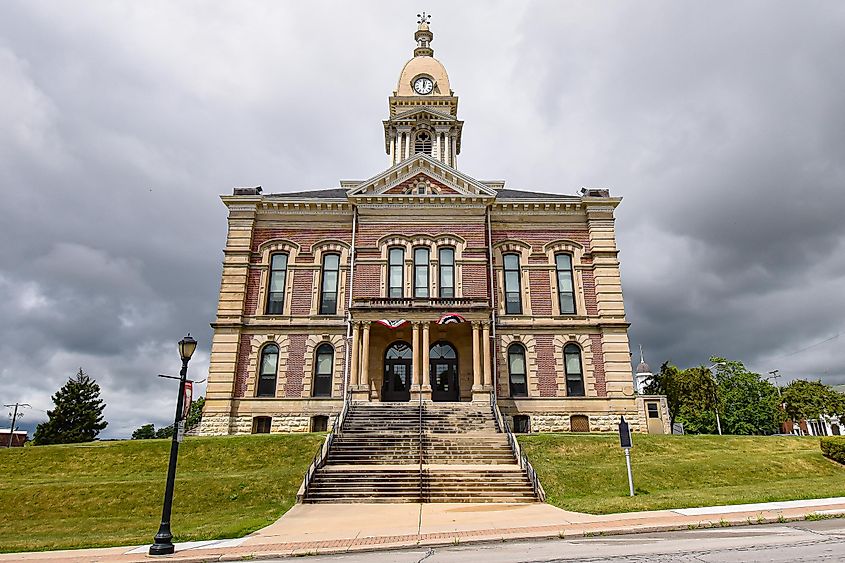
<box><xmin>414</xmin><ymin>247</ymin><xmax>429</xmax><ymax>298</ymax></box>
<box><xmin>252</xmin><ymin>416</ymin><xmax>271</xmax><ymax>434</ymax></box>
<box><xmin>439</xmin><ymin>247</ymin><xmax>455</xmax><ymax>298</ymax></box>
<box><xmin>266</xmin><ymin>253</ymin><xmax>288</xmax><ymax>314</ymax></box>
<box><xmin>388</xmin><ymin>247</ymin><xmax>404</xmax><ymax>298</ymax></box>
<box><xmin>647</xmin><ymin>403</ymin><xmax>660</xmax><ymax>419</ymax></box>
<box><xmin>503</xmin><ymin>253</ymin><xmax>522</xmax><ymax>314</ymax></box>
<box><xmin>555</xmin><ymin>253</ymin><xmax>576</xmax><ymax>315</ymax></box>
<box><xmin>319</xmin><ymin>253</ymin><xmax>340</xmax><ymax>315</ymax></box>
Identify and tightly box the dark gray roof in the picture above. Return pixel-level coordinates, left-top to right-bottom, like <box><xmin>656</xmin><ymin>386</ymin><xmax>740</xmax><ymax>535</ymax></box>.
<box><xmin>496</xmin><ymin>189</ymin><xmax>576</xmax><ymax>199</ymax></box>
<box><xmin>265</xmin><ymin>188</ymin><xmax>348</xmax><ymax>199</ymax></box>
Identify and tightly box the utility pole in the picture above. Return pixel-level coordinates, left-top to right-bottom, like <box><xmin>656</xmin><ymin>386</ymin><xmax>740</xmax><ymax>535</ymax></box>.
<box><xmin>768</xmin><ymin>370</ymin><xmax>782</xmax><ymax>398</ymax></box>
<box><xmin>4</xmin><ymin>403</ymin><xmax>31</xmax><ymax>447</ymax></box>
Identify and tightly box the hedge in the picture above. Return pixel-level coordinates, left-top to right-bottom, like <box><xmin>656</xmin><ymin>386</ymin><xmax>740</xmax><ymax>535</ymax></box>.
<box><xmin>820</xmin><ymin>437</ymin><xmax>845</xmax><ymax>465</ymax></box>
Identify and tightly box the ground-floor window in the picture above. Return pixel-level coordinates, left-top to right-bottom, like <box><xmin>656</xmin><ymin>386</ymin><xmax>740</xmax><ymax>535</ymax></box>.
<box><xmin>311</xmin><ymin>415</ymin><xmax>329</xmax><ymax>432</ymax></box>
<box><xmin>647</xmin><ymin>402</ymin><xmax>660</xmax><ymax>418</ymax></box>
<box><xmin>513</xmin><ymin>415</ymin><xmax>531</xmax><ymax>433</ymax></box>
<box><xmin>252</xmin><ymin>416</ymin><xmax>272</xmax><ymax>434</ymax></box>
<box><xmin>570</xmin><ymin>415</ymin><xmax>590</xmax><ymax>433</ymax></box>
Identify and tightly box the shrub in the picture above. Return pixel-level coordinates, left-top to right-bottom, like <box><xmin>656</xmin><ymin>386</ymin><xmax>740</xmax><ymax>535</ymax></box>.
<box><xmin>820</xmin><ymin>437</ymin><xmax>845</xmax><ymax>465</ymax></box>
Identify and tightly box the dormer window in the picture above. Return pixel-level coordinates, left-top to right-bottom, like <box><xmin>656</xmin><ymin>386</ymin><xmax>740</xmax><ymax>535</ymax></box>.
<box><xmin>414</xmin><ymin>131</ymin><xmax>432</xmax><ymax>155</ymax></box>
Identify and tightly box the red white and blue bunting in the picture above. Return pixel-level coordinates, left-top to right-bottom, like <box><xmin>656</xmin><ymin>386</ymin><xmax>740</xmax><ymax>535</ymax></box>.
<box><xmin>437</xmin><ymin>313</ymin><xmax>466</xmax><ymax>325</ymax></box>
<box><xmin>375</xmin><ymin>319</ymin><xmax>409</xmax><ymax>329</ymax></box>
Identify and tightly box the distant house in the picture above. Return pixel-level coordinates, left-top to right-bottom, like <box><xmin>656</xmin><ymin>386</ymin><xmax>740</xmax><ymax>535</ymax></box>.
<box><xmin>0</xmin><ymin>428</ymin><xmax>27</xmax><ymax>447</ymax></box>
<box><xmin>782</xmin><ymin>416</ymin><xmax>842</xmax><ymax>437</ymax></box>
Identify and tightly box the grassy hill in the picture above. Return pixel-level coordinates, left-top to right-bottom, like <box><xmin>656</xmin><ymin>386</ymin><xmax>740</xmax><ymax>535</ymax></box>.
<box><xmin>519</xmin><ymin>433</ymin><xmax>845</xmax><ymax>514</ymax></box>
<box><xmin>0</xmin><ymin>433</ymin><xmax>323</xmax><ymax>553</ymax></box>
<box><xmin>3</xmin><ymin>432</ymin><xmax>844</xmax><ymax>553</ymax></box>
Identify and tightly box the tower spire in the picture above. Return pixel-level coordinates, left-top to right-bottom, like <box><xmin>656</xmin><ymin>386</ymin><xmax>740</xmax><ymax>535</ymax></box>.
<box><xmin>414</xmin><ymin>12</ymin><xmax>434</xmax><ymax>57</ymax></box>
<box><xmin>639</xmin><ymin>344</ymin><xmax>645</xmax><ymax>365</ymax></box>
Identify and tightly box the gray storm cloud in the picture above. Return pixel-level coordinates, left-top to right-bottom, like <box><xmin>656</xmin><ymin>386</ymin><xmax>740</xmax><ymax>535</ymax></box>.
<box><xmin>1</xmin><ymin>1</ymin><xmax>843</xmax><ymax>437</ymax></box>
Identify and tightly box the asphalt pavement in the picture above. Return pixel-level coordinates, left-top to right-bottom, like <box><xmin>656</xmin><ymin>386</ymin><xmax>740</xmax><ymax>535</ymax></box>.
<box><xmin>264</xmin><ymin>518</ymin><xmax>845</xmax><ymax>562</ymax></box>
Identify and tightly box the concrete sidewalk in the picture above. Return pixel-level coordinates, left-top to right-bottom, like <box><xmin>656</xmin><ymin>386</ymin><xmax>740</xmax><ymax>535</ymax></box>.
<box><xmin>4</xmin><ymin>498</ymin><xmax>845</xmax><ymax>562</ymax></box>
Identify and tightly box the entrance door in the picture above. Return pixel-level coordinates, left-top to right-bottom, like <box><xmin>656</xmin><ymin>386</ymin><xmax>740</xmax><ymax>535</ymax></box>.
<box><xmin>430</xmin><ymin>341</ymin><xmax>459</xmax><ymax>402</ymax></box>
<box><xmin>382</xmin><ymin>341</ymin><xmax>412</xmax><ymax>402</ymax></box>
<box><xmin>645</xmin><ymin>401</ymin><xmax>665</xmax><ymax>434</ymax></box>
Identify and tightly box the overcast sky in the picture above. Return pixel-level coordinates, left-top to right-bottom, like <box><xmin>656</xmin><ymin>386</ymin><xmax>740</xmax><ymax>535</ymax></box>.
<box><xmin>2</xmin><ymin>1</ymin><xmax>844</xmax><ymax>438</ymax></box>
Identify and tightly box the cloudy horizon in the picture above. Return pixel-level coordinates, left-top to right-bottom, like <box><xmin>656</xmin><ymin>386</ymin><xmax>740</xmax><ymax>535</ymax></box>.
<box><xmin>2</xmin><ymin>1</ymin><xmax>844</xmax><ymax>438</ymax></box>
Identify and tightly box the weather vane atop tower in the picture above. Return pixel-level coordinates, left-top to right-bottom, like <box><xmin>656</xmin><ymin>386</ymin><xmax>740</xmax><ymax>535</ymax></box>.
<box><xmin>417</xmin><ymin>12</ymin><xmax>431</xmax><ymax>26</ymax></box>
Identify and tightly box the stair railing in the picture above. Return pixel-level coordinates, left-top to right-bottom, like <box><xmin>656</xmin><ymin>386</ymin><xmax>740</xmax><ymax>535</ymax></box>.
<box><xmin>297</xmin><ymin>392</ymin><xmax>353</xmax><ymax>503</ymax></box>
<box><xmin>418</xmin><ymin>385</ymin><xmax>424</xmax><ymax>502</ymax></box>
<box><xmin>490</xmin><ymin>392</ymin><xmax>546</xmax><ymax>502</ymax></box>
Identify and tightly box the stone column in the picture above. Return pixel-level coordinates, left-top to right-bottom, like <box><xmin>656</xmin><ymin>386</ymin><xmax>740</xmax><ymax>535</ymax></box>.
<box><xmin>350</xmin><ymin>322</ymin><xmax>360</xmax><ymax>388</ymax></box>
<box><xmin>472</xmin><ymin>321</ymin><xmax>482</xmax><ymax>392</ymax></box>
<box><xmin>412</xmin><ymin>321</ymin><xmax>421</xmax><ymax>389</ymax></box>
<box><xmin>421</xmin><ymin>321</ymin><xmax>431</xmax><ymax>394</ymax></box>
<box><xmin>360</xmin><ymin>321</ymin><xmax>371</xmax><ymax>400</ymax></box>
<box><xmin>482</xmin><ymin>321</ymin><xmax>492</xmax><ymax>389</ymax></box>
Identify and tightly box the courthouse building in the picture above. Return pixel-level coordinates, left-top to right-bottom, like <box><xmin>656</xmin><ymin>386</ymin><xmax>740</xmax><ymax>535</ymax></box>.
<box><xmin>200</xmin><ymin>18</ymin><xmax>669</xmax><ymax>436</ymax></box>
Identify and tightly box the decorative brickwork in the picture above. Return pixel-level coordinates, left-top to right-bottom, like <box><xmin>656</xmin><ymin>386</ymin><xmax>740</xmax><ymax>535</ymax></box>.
<box><xmin>245</xmin><ymin>269</ymin><xmax>262</xmax><ymax>316</ymax></box>
<box><xmin>285</xmin><ymin>334</ymin><xmax>308</xmax><ymax>397</ymax></box>
<box><xmin>528</xmin><ymin>270</ymin><xmax>552</xmax><ymax>316</ymax></box>
<box><xmin>589</xmin><ymin>334</ymin><xmax>607</xmax><ymax>396</ymax></box>
<box><xmin>461</xmin><ymin>262</ymin><xmax>488</xmax><ymax>297</ymax></box>
<box><xmin>534</xmin><ymin>335</ymin><xmax>557</xmax><ymax>397</ymax></box>
<box><xmin>290</xmin><ymin>270</ymin><xmax>315</xmax><ymax>315</ymax></box>
<box><xmin>581</xmin><ymin>270</ymin><xmax>598</xmax><ymax>316</ymax></box>
<box><xmin>234</xmin><ymin>333</ymin><xmax>252</xmax><ymax>397</ymax></box>
<box><xmin>384</xmin><ymin>173</ymin><xmax>458</xmax><ymax>195</ymax></box>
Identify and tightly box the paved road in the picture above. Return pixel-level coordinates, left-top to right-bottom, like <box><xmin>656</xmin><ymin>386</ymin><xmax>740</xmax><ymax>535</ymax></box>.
<box><xmin>267</xmin><ymin>519</ymin><xmax>845</xmax><ymax>562</ymax></box>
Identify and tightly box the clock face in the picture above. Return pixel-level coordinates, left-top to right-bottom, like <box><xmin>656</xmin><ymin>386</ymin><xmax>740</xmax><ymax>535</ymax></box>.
<box><xmin>413</xmin><ymin>77</ymin><xmax>434</xmax><ymax>95</ymax></box>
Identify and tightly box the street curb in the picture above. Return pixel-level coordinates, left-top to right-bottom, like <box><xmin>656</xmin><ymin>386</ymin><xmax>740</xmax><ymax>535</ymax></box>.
<box><xmin>171</xmin><ymin>510</ymin><xmax>845</xmax><ymax>562</ymax></box>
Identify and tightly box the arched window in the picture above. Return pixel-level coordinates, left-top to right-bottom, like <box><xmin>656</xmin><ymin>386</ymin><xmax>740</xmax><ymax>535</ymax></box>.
<box><xmin>503</xmin><ymin>253</ymin><xmax>522</xmax><ymax>314</ymax></box>
<box><xmin>319</xmin><ymin>253</ymin><xmax>340</xmax><ymax>315</ymax></box>
<box><xmin>388</xmin><ymin>247</ymin><xmax>404</xmax><ymax>298</ymax></box>
<box><xmin>508</xmin><ymin>344</ymin><xmax>528</xmax><ymax>397</ymax></box>
<box><xmin>564</xmin><ymin>344</ymin><xmax>585</xmax><ymax>397</ymax></box>
<box><xmin>266</xmin><ymin>253</ymin><xmax>288</xmax><ymax>314</ymax></box>
<box><xmin>438</xmin><ymin>247</ymin><xmax>455</xmax><ymax>298</ymax></box>
<box><xmin>257</xmin><ymin>344</ymin><xmax>279</xmax><ymax>397</ymax></box>
<box><xmin>414</xmin><ymin>247</ymin><xmax>430</xmax><ymax>298</ymax></box>
<box><xmin>414</xmin><ymin>131</ymin><xmax>432</xmax><ymax>155</ymax></box>
<box><xmin>312</xmin><ymin>343</ymin><xmax>334</xmax><ymax>397</ymax></box>
<box><xmin>555</xmin><ymin>253</ymin><xmax>576</xmax><ymax>315</ymax></box>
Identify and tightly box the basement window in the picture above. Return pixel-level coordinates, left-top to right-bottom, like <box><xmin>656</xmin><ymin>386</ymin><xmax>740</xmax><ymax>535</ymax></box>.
<box><xmin>252</xmin><ymin>416</ymin><xmax>272</xmax><ymax>434</ymax></box>
<box><xmin>512</xmin><ymin>415</ymin><xmax>531</xmax><ymax>434</ymax></box>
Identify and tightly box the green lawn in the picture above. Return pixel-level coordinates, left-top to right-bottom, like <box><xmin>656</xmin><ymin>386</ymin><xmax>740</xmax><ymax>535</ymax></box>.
<box><xmin>519</xmin><ymin>433</ymin><xmax>845</xmax><ymax>514</ymax></box>
<box><xmin>0</xmin><ymin>433</ymin><xmax>323</xmax><ymax>553</ymax></box>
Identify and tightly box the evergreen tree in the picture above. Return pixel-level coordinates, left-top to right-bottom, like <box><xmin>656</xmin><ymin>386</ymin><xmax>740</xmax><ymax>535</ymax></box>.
<box><xmin>33</xmin><ymin>368</ymin><xmax>108</xmax><ymax>445</ymax></box>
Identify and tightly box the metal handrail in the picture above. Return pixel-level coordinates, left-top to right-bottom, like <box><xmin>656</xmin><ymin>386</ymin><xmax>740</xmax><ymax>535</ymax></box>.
<box><xmin>418</xmin><ymin>386</ymin><xmax>424</xmax><ymax>502</ymax></box>
<box><xmin>490</xmin><ymin>392</ymin><xmax>546</xmax><ymax>502</ymax></box>
<box><xmin>298</xmin><ymin>392</ymin><xmax>353</xmax><ymax>503</ymax></box>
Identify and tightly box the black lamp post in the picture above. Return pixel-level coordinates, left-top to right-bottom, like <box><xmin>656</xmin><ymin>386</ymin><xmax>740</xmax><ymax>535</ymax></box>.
<box><xmin>149</xmin><ymin>333</ymin><xmax>197</xmax><ymax>556</ymax></box>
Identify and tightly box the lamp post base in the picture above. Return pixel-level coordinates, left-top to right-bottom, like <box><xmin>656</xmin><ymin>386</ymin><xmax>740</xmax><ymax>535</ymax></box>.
<box><xmin>149</xmin><ymin>529</ymin><xmax>175</xmax><ymax>555</ymax></box>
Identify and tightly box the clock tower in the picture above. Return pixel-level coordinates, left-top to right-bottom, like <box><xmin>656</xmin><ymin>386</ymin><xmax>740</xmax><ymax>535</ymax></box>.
<box><xmin>383</xmin><ymin>13</ymin><xmax>464</xmax><ymax>168</ymax></box>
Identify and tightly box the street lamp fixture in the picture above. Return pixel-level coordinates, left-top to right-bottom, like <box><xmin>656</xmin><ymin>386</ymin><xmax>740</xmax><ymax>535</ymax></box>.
<box><xmin>708</xmin><ymin>362</ymin><xmax>725</xmax><ymax>436</ymax></box>
<box><xmin>150</xmin><ymin>333</ymin><xmax>197</xmax><ymax>556</ymax></box>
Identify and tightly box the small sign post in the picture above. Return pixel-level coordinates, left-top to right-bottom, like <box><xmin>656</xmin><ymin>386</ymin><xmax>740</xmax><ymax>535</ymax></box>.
<box><xmin>618</xmin><ymin>416</ymin><xmax>635</xmax><ymax>496</ymax></box>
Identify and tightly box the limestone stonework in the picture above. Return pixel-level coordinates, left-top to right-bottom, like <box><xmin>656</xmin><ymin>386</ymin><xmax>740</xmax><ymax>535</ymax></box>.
<box><xmin>202</xmin><ymin>18</ymin><xmax>668</xmax><ymax>436</ymax></box>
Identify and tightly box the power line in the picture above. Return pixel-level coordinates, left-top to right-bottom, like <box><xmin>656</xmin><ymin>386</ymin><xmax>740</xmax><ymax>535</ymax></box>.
<box><xmin>772</xmin><ymin>333</ymin><xmax>840</xmax><ymax>359</ymax></box>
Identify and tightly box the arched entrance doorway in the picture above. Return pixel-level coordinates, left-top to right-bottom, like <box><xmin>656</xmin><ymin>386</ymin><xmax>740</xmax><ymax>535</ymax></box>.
<box><xmin>430</xmin><ymin>341</ymin><xmax>459</xmax><ymax>402</ymax></box>
<box><xmin>382</xmin><ymin>341</ymin><xmax>412</xmax><ymax>402</ymax></box>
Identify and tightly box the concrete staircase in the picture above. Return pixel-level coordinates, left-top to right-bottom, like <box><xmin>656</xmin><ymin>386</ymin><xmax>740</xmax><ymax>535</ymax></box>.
<box><xmin>303</xmin><ymin>402</ymin><xmax>538</xmax><ymax>503</ymax></box>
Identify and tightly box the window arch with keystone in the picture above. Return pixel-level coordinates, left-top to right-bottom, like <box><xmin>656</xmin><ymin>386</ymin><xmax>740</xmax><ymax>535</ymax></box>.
<box><xmin>256</xmin><ymin>240</ymin><xmax>300</xmax><ymax>317</ymax></box>
<box><xmin>544</xmin><ymin>240</ymin><xmax>586</xmax><ymax>316</ymax></box>
<box><xmin>493</xmin><ymin>241</ymin><xmax>532</xmax><ymax>316</ymax></box>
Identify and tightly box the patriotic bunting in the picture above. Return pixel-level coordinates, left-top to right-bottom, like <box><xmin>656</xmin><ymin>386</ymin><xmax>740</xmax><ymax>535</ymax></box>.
<box><xmin>437</xmin><ymin>313</ymin><xmax>466</xmax><ymax>325</ymax></box>
<box><xmin>375</xmin><ymin>319</ymin><xmax>409</xmax><ymax>329</ymax></box>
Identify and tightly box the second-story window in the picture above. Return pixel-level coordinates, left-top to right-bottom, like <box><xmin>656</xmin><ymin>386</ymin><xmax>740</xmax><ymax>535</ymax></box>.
<box><xmin>414</xmin><ymin>247</ymin><xmax>430</xmax><ymax>298</ymax></box>
<box><xmin>555</xmin><ymin>253</ymin><xmax>576</xmax><ymax>315</ymax></box>
<box><xmin>389</xmin><ymin>247</ymin><xmax>404</xmax><ymax>298</ymax></box>
<box><xmin>439</xmin><ymin>247</ymin><xmax>454</xmax><ymax>298</ymax></box>
<box><xmin>503</xmin><ymin>253</ymin><xmax>522</xmax><ymax>314</ymax></box>
<box><xmin>266</xmin><ymin>253</ymin><xmax>288</xmax><ymax>314</ymax></box>
<box><xmin>319</xmin><ymin>253</ymin><xmax>340</xmax><ymax>315</ymax></box>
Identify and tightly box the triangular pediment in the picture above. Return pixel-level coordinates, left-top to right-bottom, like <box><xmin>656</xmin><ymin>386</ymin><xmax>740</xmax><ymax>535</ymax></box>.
<box><xmin>347</xmin><ymin>154</ymin><xmax>497</xmax><ymax>199</ymax></box>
